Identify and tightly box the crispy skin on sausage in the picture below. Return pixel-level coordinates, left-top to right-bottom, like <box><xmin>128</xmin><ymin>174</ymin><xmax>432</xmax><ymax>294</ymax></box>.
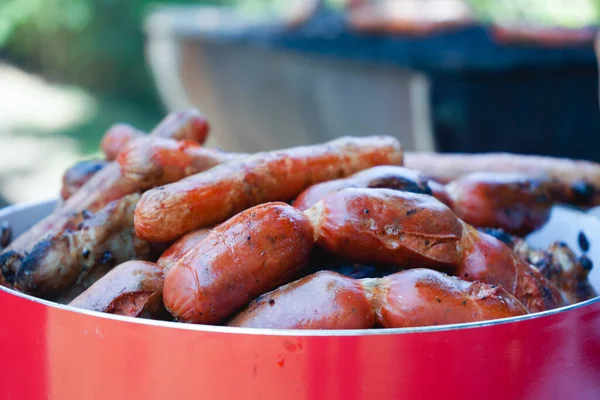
<box><xmin>164</xmin><ymin>203</ymin><xmax>314</xmax><ymax>324</ymax></box>
<box><xmin>60</xmin><ymin>159</ymin><xmax>109</xmax><ymax>200</ymax></box>
<box><xmin>228</xmin><ymin>271</ymin><xmax>375</xmax><ymax>329</ymax></box>
<box><xmin>446</xmin><ymin>173</ymin><xmax>554</xmax><ymax>236</ymax></box>
<box><xmin>3</xmin><ymin>111</ymin><xmax>211</xmax><ymax>257</ymax></box>
<box><xmin>405</xmin><ymin>152</ymin><xmax>600</xmax><ymax>206</ymax></box>
<box><xmin>100</xmin><ymin>124</ymin><xmax>145</xmax><ymax>161</ymax></box>
<box><xmin>306</xmin><ymin>188</ymin><xmax>463</xmax><ymax>268</ymax></box>
<box><xmin>101</xmin><ymin>109</ymin><xmax>209</xmax><ymax>161</ymax></box>
<box><xmin>117</xmin><ymin>137</ymin><xmax>244</xmax><ymax>190</ymax></box>
<box><xmin>156</xmin><ymin>228</ymin><xmax>211</xmax><ymax>272</ymax></box>
<box><xmin>69</xmin><ymin>261</ymin><xmax>169</xmax><ymax>319</ymax></box>
<box><xmin>13</xmin><ymin>194</ymin><xmax>161</xmax><ymax>298</ymax></box>
<box><xmin>458</xmin><ymin>224</ymin><xmax>565</xmax><ymax>312</ymax></box>
<box><xmin>370</xmin><ymin>269</ymin><xmax>528</xmax><ymax>328</ymax></box>
<box><xmin>228</xmin><ymin>269</ymin><xmax>527</xmax><ymax>329</ymax></box>
<box><xmin>293</xmin><ymin>165</ymin><xmax>451</xmax><ymax>210</ymax></box>
<box><xmin>135</xmin><ymin>136</ymin><xmax>404</xmax><ymax>243</ymax></box>
<box><xmin>304</xmin><ymin>188</ymin><xmax>564</xmax><ymax>312</ymax></box>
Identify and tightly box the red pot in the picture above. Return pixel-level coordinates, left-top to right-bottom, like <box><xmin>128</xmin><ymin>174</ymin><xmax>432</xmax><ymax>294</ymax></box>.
<box><xmin>1</xmin><ymin>201</ymin><xmax>599</xmax><ymax>400</ymax></box>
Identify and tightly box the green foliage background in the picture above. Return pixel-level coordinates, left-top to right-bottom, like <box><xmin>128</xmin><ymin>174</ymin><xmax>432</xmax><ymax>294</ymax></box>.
<box><xmin>1</xmin><ymin>0</ymin><xmax>599</xmax><ymax>110</ymax></box>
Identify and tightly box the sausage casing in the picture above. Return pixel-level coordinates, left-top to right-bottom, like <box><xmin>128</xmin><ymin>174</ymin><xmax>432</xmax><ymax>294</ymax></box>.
<box><xmin>229</xmin><ymin>269</ymin><xmax>527</xmax><ymax>330</ymax></box>
<box><xmin>69</xmin><ymin>261</ymin><xmax>169</xmax><ymax>319</ymax></box>
<box><xmin>135</xmin><ymin>136</ymin><xmax>403</xmax><ymax>242</ymax></box>
<box><xmin>306</xmin><ymin>188</ymin><xmax>463</xmax><ymax>268</ymax></box>
<box><xmin>228</xmin><ymin>271</ymin><xmax>375</xmax><ymax>329</ymax></box>
<box><xmin>156</xmin><ymin>228</ymin><xmax>211</xmax><ymax>272</ymax></box>
<box><xmin>164</xmin><ymin>203</ymin><xmax>314</xmax><ymax>324</ymax></box>
<box><xmin>370</xmin><ymin>269</ymin><xmax>528</xmax><ymax>328</ymax></box>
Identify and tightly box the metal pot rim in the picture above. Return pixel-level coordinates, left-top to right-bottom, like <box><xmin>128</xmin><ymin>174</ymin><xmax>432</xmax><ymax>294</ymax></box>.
<box><xmin>2</xmin><ymin>199</ymin><xmax>599</xmax><ymax>337</ymax></box>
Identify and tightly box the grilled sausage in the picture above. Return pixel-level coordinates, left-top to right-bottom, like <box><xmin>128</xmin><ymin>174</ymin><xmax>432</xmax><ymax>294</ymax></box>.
<box><xmin>228</xmin><ymin>269</ymin><xmax>527</xmax><ymax>329</ymax></box>
<box><xmin>3</xmin><ymin>110</ymin><xmax>211</xmax><ymax>257</ymax></box>
<box><xmin>13</xmin><ymin>194</ymin><xmax>161</xmax><ymax>298</ymax></box>
<box><xmin>164</xmin><ymin>203</ymin><xmax>314</xmax><ymax>324</ymax></box>
<box><xmin>60</xmin><ymin>159</ymin><xmax>109</xmax><ymax>200</ymax></box>
<box><xmin>405</xmin><ymin>152</ymin><xmax>600</xmax><ymax>206</ymax></box>
<box><xmin>304</xmin><ymin>188</ymin><xmax>564</xmax><ymax>312</ymax></box>
<box><xmin>228</xmin><ymin>271</ymin><xmax>375</xmax><ymax>329</ymax></box>
<box><xmin>293</xmin><ymin>165</ymin><xmax>452</xmax><ymax>210</ymax></box>
<box><xmin>135</xmin><ymin>136</ymin><xmax>404</xmax><ymax>243</ymax></box>
<box><xmin>156</xmin><ymin>228</ymin><xmax>211</xmax><ymax>272</ymax></box>
<box><xmin>305</xmin><ymin>188</ymin><xmax>463</xmax><ymax>268</ymax></box>
<box><xmin>69</xmin><ymin>261</ymin><xmax>169</xmax><ymax>319</ymax></box>
<box><xmin>117</xmin><ymin>137</ymin><xmax>244</xmax><ymax>190</ymax></box>
<box><xmin>101</xmin><ymin>109</ymin><xmax>209</xmax><ymax>161</ymax></box>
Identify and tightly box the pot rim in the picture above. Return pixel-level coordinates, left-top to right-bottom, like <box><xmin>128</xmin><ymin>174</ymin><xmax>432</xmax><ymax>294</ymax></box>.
<box><xmin>2</xmin><ymin>199</ymin><xmax>599</xmax><ymax>337</ymax></box>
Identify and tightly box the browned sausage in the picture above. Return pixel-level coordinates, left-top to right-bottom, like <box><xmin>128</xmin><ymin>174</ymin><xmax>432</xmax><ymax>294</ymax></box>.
<box><xmin>3</xmin><ymin>110</ymin><xmax>211</xmax><ymax>256</ymax></box>
<box><xmin>293</xmin><ymin>165</ymin><xmax>451</xmax><ymax>210</ymax></box>
<box><xmin>163</xmin><ymin>203</ymin><xmax>314</xmax><ymax>324</ymax></box>
<box><xmin>60</xmin><ymin>159</ymin><xmax>109</xmax><ymax>200</ymax></box>
<box><xmin>117</xmin><ymin>137</ymin><xmax>244</xmax><ymax>190</ymax></box>
<box><xmin>101</xmin><ymin>109</ymin><xmax>210</xmax><ymax>161</ymax></box>
<box><xmin>458</xmin><ymin>224</ymin><xmax>566</xmax><ymax>312</ymax></box>
<box><xmin>446</xmin><ymin>172</ymin><xmax>553</xmax><ymax>236</ymax></box>
<box><xmin>305</xmin><ymin>188</ymin><xmax>463</xmax><ymax>268</ymax></box>
<box><xmin>69</xmin><ymin>261</ymin><xmax>169</xmax><ymax>319</ymax></box>
<box><xmin>371</xmin><ymin>269</ymin><xmax>528</xmax><ymax>328</ymax></box>
<box><xmin>228</xmin><ymin>269</ymin><xmax>527</xmax><ymax>329</ymax></box>
<box><xmin>228</xmin><ymin>271</ymin><xmax>375</xmax><ymax>329</ymax></box>
<box><xmin>405</xmin><ymin>152</ymin><xmax>600</xmax><ymax>205</ymax></box>
<box><xmin>100</xmin><ymin>124</ymin><xmax>145</xmax><ymax>161</ymax></box>
<box><xmin>135</xmin><ymin>136</ymin><xmax>404</xmax><ymax>243</ymax></box>
<box><xmin>304</xmin><ymin>188</ymin><xmax>565</xmax><ymax>312</ymax></box>
<box><xmin>156</xmin><ymin>228</ymin><xmax>211</xmax><ymax>272</ymax></box>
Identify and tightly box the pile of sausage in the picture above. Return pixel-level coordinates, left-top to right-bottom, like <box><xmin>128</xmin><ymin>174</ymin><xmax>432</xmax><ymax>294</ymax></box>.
<box><xmin>1</xmin><ymin>109</ymin><xmax>598</xmax><ymax>330</ymax></box>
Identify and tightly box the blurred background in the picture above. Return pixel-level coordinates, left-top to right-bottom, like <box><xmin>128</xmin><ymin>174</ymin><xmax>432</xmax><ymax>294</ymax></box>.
<box><xmin>1</xmin><ymin>0</ymin><xmax>600</xmax><ymax>207</ymax></box>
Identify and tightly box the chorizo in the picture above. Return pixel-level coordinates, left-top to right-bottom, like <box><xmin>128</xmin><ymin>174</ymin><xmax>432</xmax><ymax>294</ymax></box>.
<box><xmin>69</xmin><ymin>261</ymin><xmax>169</xmax><ymax>319</ymax></box>
<box><xmin>164</xmin><ymin>202</ymin><xmax>314</xmax><ymax>324</ymax></box>
<box><xmin>135</xmin><ymin>136</ymin><xmax>404</xmax><ymax>242</ymax></box>
<box><xmin>305</xmin><ymin>188</ymin><xmax>463</xmax><ymax>268</ymax></box>
<box><xmin>60</xmin><ymin>159</ymin><xmax>109</xmax><ymax>200</ymax></box>
<box><xmin>405</xmin><ymin>152</ymin><xmax>600</xmax><ymax>206</ymax></box>
<box><xmin>101</xmin><ymin>109</ymin><xmax>209</xmax><ymax>161</ymax></box>
<box><xmin>304</xmin><ymin>188</ymin><xmax>565</xmax><ymax>312</ymax></box>
<box><xmin>228</xmin><ymin>271</ymin><xmax>375</xmax><ymax>329</ymax></box>
<box><xmin>156</xmin><ymin>228</ymin><xmax>211</xmax><ymax>272</ymax></box>
<box><xmin>293</xmin><ymin>165</ymin><xmax>450</xmax><ymax>210</ymax></box>
<box><xmin>228</xmin><ymin>269</ymin><xmax>527</xmax><ymax>329</ymax></box>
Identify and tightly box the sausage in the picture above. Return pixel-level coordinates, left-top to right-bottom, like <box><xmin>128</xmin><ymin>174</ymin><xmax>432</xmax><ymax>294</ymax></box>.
<box><xmin>446</xmin><ymin>172</ymin><xmax>554</xmax><ymax>236</ymax></box>
<box><xmin>164</xmin><ymin>202</ymin><xmax>314</xmax><ymax>324</ymax></box>
<box><xmin>117</xmin><ymin>137</ymin><xmax>244</xmax><ymax>190</ymax></box>
<box><xmin>135</xmin><ymin>136</ymin><xmax>404</xmax><ymax>242</ymax></box>
<box><xmin>13</xmin><ymin>194</ymin><xmax>162</xmax><ymax>298</ymax></box>
<box><xmin>156</xmin><ymin>228</ymin><xmax>211</xmax><ymax>272</ymax></box>
<box><xmin>100</xmin><ymin>124</ymin><xmax>145</xmax><ymax>161</ymax></box>
<box><xmin>228</xmin><ymin>271</ymin><xmax>375</xmax><ymax>329</ymax></box>
<box><xmin>371</xmin><ymin>269</ymin><xmax>528</xmax><ymax>328</ymax></box>
<box><xmin>293</xmin><ymin>165</ymin><xmax>452</xmax><ymax>211</ymax></box>
<box><xmin>405</xmin><ymin>152</ymin><xmax>600</xmax><ymax>206</ymax></box>
<box><xmin>304</xmin><ymin>188</ymin><xmax>564</xmax><ymax>312</ymax></box>
<box><xmin>69</xmin><ymin>261</ymin><xmax>169</xmax><ymax>319</ymax></box>
<box><xmin>458</xmin><ymin>224</ymin><xmax>566</xmax><ymax>312</ymax></box>
<box><xmin>228</xmin><ymin>269</ymin><xmax>527</xmax><ymax>329</ymax></box>
<box><xmin>305</xmin><ymin>188</ymin><xmax>463</xmax><ymax>268</ymax></box>
<box><xmin>101</xmin><ymin>109</ymin><xmax>210</xmax><ymax>161</ymax></box>
<box><xmin>3</xmin><ymin>110</ymin><xmax>211</xmax><ymax>256</ymax></box>
<box><xmin>60</xmin><ymin>159</ymin><xmax>109</xmax><ymax>200</ymax></box>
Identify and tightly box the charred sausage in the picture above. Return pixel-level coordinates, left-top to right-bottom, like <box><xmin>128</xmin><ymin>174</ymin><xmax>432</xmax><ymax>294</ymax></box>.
<box><xmin>135</xmin><ymin>136</ymin><xmax>404</xmax><ymax>243</ymax></box>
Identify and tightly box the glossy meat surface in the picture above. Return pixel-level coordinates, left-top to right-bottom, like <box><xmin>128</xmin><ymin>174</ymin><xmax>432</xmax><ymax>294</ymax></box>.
<box><xmin>135</xmin><ymin>136</ymin><xmax>403</xmax><ymax>243</ymax></box>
